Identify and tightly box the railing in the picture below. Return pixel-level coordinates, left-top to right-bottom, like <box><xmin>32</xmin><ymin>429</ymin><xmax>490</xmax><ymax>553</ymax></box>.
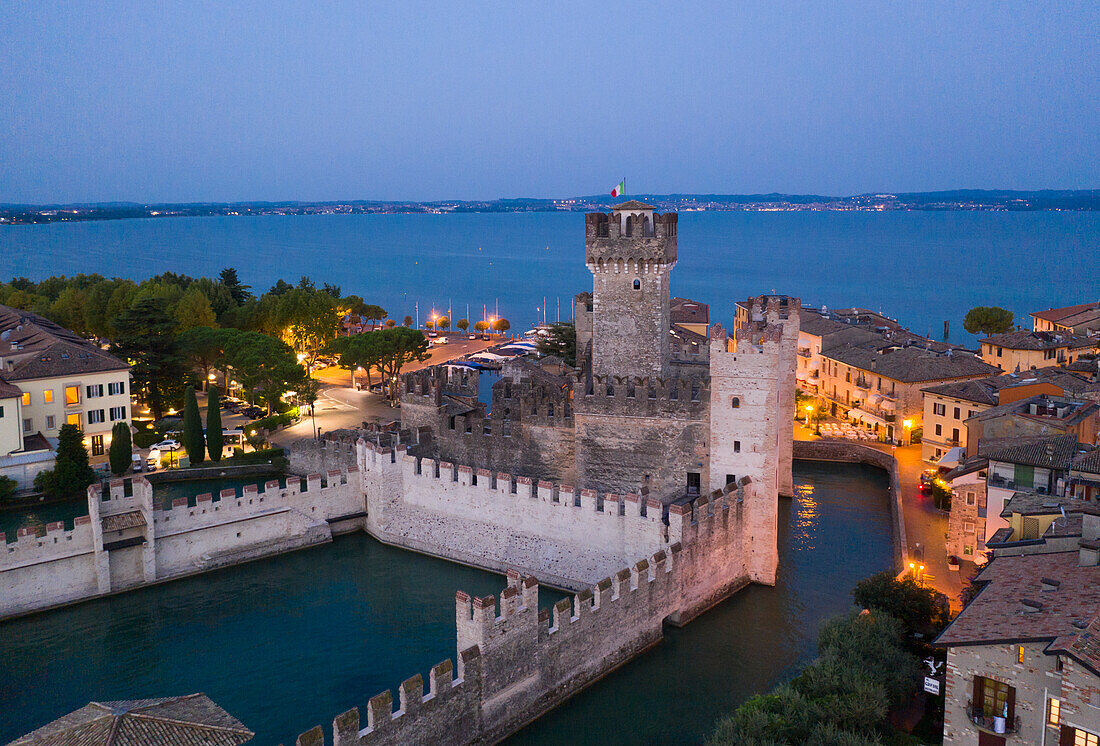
<box><xmin>966</xmin><ymin>701</ymin><xmax>1021</xmax><ymax>736</ymax></box>
<box><xmin>797</xmin><ymin>348</ymin><xmax>812</xmax><ymax>358</ymax></box>
<box><xmin>855</xmin><ymin>378</ymin><xmax>871</xmax><ymax>390</ymax></box>
<box><xmin>988</xmin><ymin>474</ymin><xmax>1015</xmax><ymax>489</ymax></box>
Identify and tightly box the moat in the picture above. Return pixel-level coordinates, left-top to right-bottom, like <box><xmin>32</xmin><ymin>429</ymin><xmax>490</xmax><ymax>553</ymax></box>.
<box><xmin>0</xmin><ymin>461</ymin><xmax>891</xmax><ymax>745</ymax></box>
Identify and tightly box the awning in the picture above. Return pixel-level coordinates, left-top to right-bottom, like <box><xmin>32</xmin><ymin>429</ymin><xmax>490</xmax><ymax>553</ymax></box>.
<box><xmin>936</xmin><ymin>446</ymin><xmax>966</xmax><ymax>469</ymax></box>
<box><xmin>849</xmin><ymin>407</ymin><xmax>887</xmax><ymax>426</ymax></box>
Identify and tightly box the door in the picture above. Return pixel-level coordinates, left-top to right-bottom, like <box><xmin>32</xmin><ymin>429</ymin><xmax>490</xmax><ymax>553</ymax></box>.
<box><xmin>687</xmin><ymin>472</ymin><xmax>700</xmax><ymax>496</ymax></box>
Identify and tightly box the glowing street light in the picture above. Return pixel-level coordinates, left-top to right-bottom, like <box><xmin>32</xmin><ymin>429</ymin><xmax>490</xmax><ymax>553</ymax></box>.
<box><xmin>803</xmin><ymin>404</ymin><xmax>814</xmax><ymax>427</ymax></box>
<box><xmin>903</xmin><ymin>419</ymin><xmax>913</xmax><ymax>429</ymax></box>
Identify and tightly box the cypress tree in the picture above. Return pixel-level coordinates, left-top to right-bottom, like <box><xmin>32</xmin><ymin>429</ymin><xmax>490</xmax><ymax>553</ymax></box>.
<box><xmin>206</xmin><ymin>386</ymin><xmax>224</xmax><ymax>462</ymax></box>
<box><xmin>182</xmin><ymin>385</ymin><xmax>205</xmax><ymax>465</ymax></box>
<box><xmin>108</xmin><ymin>421</ymin><xmax>132</xmax><ymax>475</ymax></box>
<box><xmin>34</xmin><ymin>424</ymin><xmax>96</xmax><ymax>499</ymax></box>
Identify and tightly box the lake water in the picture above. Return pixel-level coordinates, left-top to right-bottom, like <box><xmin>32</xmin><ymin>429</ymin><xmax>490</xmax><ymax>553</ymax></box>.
<box><xmin>0</xmin><ymin>461</ymin><xmax>891</xmax><ymax>745</ymax></box>
<box><xmin>2</xmin><ymin>212</ymin><xmax>1097</xmax><ymax>344</ymax></box>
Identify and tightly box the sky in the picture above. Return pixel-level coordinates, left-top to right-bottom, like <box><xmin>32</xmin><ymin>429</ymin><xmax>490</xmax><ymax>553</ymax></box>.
<box><xmin>2</xmin><ymin>1</ymin><xmax>1098</xmax><ymax>203</ymax></box>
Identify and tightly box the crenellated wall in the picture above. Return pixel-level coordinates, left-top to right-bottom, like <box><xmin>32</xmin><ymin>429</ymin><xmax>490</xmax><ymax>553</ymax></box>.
<box><xmin>0</xmin><ymin>468</ymin><xmax>363</xmax><ymax>619</ymax></box>
<box><xmin>297</xmin><ymin>481</ymin><xmax>750</xmax><ymax>746</ymax></box>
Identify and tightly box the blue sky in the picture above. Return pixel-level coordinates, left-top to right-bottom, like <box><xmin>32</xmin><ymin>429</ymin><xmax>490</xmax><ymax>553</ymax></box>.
<box><xmin>2</xmin><ymin>0</ymin><xmax>1098</xmax><ymax>202</ymax></box>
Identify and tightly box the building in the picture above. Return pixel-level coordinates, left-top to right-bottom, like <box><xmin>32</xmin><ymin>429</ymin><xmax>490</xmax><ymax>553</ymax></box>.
<box><xmin>980</xmin><ymin>330</ymin><xmax>1099</xmax><ymax>372</ymax></box>
<box><xmin>670</xmin><ymin>297</ymin><xmax>709</xmax><ymax>337</ymax></box>
<box><xmin>966</xmin><ymin>395</ymin><xmax>1100</xmax><ymax>451</ymax></box>
<box><xmin>1032</xmin><ymin>301</ymin><xmax>1100</xmax><ymax>336</ymax></box>
<box><xmin>943</xmin><ymin>456</ymin><xmax>989</xmax><ymax>563</ymax></box>
<box><xmin>816</xmin><ymin>342</ymin><xmax>998</xmax><ymax>444</ymax></box>
<box><xmin>936</xmin><ymin>541</ymin><xmax>1100</xmax><ymax>746</ymax></box>
<box><xmin>1069</xmin><ymin>450</ymin><xmax>1100</xmax><ymax>502</ymax></box>
<box><xmin>984</xmin><ymin>491</ymin><xmax>1097</xmax><ymax>556</ymax></box>
<box><xmin>922</xmin><ymin>366</ymin><xmax>1100</xmax><ymax>464</ymax></box>
<box><xmin>0</xmin><ymin>304</ymin><xmax>131</xmax><ymax>478</ymax></box>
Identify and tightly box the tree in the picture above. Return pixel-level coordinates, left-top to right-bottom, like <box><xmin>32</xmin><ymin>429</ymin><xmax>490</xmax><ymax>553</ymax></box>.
<box><xmin>456</xmin><ymin>319</ymin><xmax>469</xmax><ymax>332</ymax></box>
<box><xmin>34</xmin><ymin>424</ymin><xmax>96</xmax><ymax>500</ymax></box>
<box><xmin>206</xmin><ymin>386</ymin><xmax>224</xmax><ymax>462</ymax></box>
<box><xmin>403</xmin><ymin>315</ymin><xmax>413</xmax><ymax>327</ymax></box>
<box><xmin>492</xmin><ymin>317</ymin><xmax>510</xmax><ymax>334</ymax></box>
<box><xmin>219</xmin><ymin>268</ymin><xmax>252</xmax><ymax>304</ymax></box>
<box><xmin>363</xmin><ymin>304</ymin><xmax>387</xmax><ymax>327</ymax></box>
<box><xmin>322</xmin><ymin>282</ymin><xmax>342</xmax><ymax>299</ymax></box>
<box><xmin>425</xmin><ymin>320</ymin><xmax>434</xmax><ymax>330</ymax></box>
<box><xmin>852</xmin><ymin>571</ymin><xmax>950</xmax><ymax>637</ymax></box>
<box><xmin>108</xmin><ymin>422</ymin><xmax>132</xmax><ymax>476</ymax></box>
<box><xmin>963</xmin><ymin>306</ymin><xmax>1014</xmax><ymax>336</ymax></box>
<box><xmin>436</xmin><ymin>316</ymin><xmax>449</xmax><ymax>331</ymax></box>
<box><xmin>179</xmin><ymin>325</ymin><xmax>229</xmax><ymax>390</ymax></box>
<box><xmin>296</xmin><ymin>376</ymin><xmax>322</xmax><ymax>437</ymax></box>
<box><xmin>537</xmin><ymin>321</ymin><xmax>576</xmax><ymax>366</ymax></box>
<box><xmin>372</xmin><ymin>327</ymin><xmax>430</xmax><ymax>403</ymax></box>
<box><xmin>275</xmin><ymin>286</ymin><xmax>340</xmax><ymax>368</ymax></box>
<box><xmin>0</xmin><ymin>475</ymin><xmax>16</xmax><ymax>502</ymax></box>
<box><xmin>385</xmin><ymin>318</ymin><xmax>396</xmax><ymax>327</ymax></box>
<box><xmin>182</xmin><ymin>386</ymin><xmax>205</xmax><ymax>465</ymax></box>
<box><xmin>112</xmin><ymin>297</ymin><xmax>188</xmax><ymax>420</ymax></box>
<box><xmin>175</xmin><ymin>285</ymin><xmax>218</xmax><ymax>331</ymax></box>
<box><xmin>327</xmin><ymin>334</ymin><xmax>385</xmax><ymax>388</ymax></box>
<box><xmin>473</xmin><ymin>320</ymin><xmax>489</xmax><ymax>333</ymax></box>
<box><xmin>225</xmin><ymin>331</ymin><xmax>306</xmax><ymax>413</ymax></box>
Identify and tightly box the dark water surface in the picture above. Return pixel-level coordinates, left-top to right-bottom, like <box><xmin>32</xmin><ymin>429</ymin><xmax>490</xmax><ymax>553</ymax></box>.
<box><xmin>3</xmin><ymin>211</ymin><xmax>1097</xmax><ymax>344</ymax></box>
<box><xmin>0</xmin><ymin>462</ymin><xmax>890</xmax><ymax>745</ymax></box>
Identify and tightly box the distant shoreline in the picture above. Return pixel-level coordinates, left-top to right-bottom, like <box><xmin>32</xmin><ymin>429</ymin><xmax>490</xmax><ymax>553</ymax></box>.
<box><xmin>3</xmin><ymin>189</ymin><xmax>1099</xmax><ymax>224</ymax></box>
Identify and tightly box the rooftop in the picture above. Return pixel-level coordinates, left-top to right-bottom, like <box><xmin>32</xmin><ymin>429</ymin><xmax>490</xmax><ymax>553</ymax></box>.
<box><xmin>0</xmin><ymin>374</ymin><xmax>22</xmax><ymax>399</ymax></box>
<box><xmin>935</xmin><ymin>551</ymin><xmax>1100</xmax><ymax>649</ymax></box>
<box><xmin>819</xmin><ymin>342</ymin><xmax>999</xmax><ymax>383</ymax></box>
<box><xmin>922</xmin><ymin>366</ymin><xmax>1099</xmax><ymax>405</ymax></box>
<box><xmin>1031</xmin><ymin>301</ymin><xmax>1100</xmax><ymax>324</ymax></box>
<box><xmin>670</xmin><ymin>297</ymin><xmax>709</xmax><ymax>325</ymax></box>
<box><xmin>612</xmin><ymin>200</ymin><xmax>656</xmax><ymax>211</ymax></box>
<box><xmin>980</xmin><ymin>329</ymin><xmax>1097</xmax><ymax>351</ymax></box>
<box><xmin>1071</xmin><ymin>448</ymin><xmax>1100</xmax><ymax>476</ymax></box>
<box><xmin>0</xmin><ymin>304</ymin><xmax>128</xmax><ymax>382</ymax></box>
<box><xmin>10</xmin><ymin>693</ymin><xmax>254</xmax><ymax>746</ymax></box>
<box><xmin>999</xmin><ymin>490</ymin><xmax>1099</xmax><ymax>519</ymax></box>
<box><xmin>978</xmin><ymin>433</ymin><xmax>1081</xmax><ymax>470</ymax></box>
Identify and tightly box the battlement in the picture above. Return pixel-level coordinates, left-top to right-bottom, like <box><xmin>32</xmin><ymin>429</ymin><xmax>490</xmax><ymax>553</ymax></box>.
<box><xmin>571</xmin><ymin>370</ymin><xmax>709</xmax><ymax>418</ymax></box>
<box><xmin>584</xmin><ymin>210</ymin><xmax>678</xmax><ymax>240</ymax></box>
<box><xmin>401</xmin><ymin>366</ymin><xmax>479</xmax><ymax>402</ymax></box>
<box><xmin>0</xmin><ymin>516</ymin><xmax>95</xmax><ymax>569</ymax></box>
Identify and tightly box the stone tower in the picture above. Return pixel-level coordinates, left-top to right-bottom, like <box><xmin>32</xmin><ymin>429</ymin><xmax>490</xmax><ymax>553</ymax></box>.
<box><xmin>584</xmin><ymin>202</ymin><xmax>678</xmax><ymax>379</ymax></box>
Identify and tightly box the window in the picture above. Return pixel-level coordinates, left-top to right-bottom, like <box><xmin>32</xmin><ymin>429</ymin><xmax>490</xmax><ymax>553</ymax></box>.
<box><xmin>109</xmin><ymin>406</ymin><xmax>126</xmax><ymax>421</ymax></box>
<box><xmin>45</xmin><ymin>415</ymin><xmax>55</xmax><ymax>429</ymax></box>
<box><xmin>686</xmin><ymin>472</ymin><xmax>700</xmax><ymax>495</ymax></box>
<box><xmin>1048</xmin><ymin>697</ymin><xmax>1061</xmax><ymax>726</ymax></box>
<box><xmin>0</xmin><ymin>405</ymin><xmax>4</xmax><ymax>418</ymax></box>
<box><xmin>22</xmin><ymin>392</ymin><xmax>30</xmax><ymax>406</ymax></box>
<box><xmin>953</xmin><ymin>406</ymin><xmax>961</xmax><ymax>419</ymax></box>
<box><xmin>1069</xmin><ymin>728</ymin><xmax>1098</xmax><ymax>746</ymax></box>
<box><xmin>91</xmin><ymin>434</ymin><xmax>104</xmax><ymax>456</ymax></box>
<box><xmin>935</xmin><ymin>424</ymin><xmax>942</xmax><ymax>436</ymax></box>
<box><xmin>1017</xmin><ymin>645</ymin><xmax>1025</xmax><ymax>663</ymax></box>
<box><xmin>997</xmin><ymin>347</ymin><xmax>1003</xmax><ymax>357</ymax></box>
<box><xmin>968</xmin><ymin>410</ymin><xmax>976</xmax><ymax>418</ymax></box>
<box><xmin>86</xmin><ymin>384</ymin><xmax>104</xmax><ymax>399</ymax></box>
<box><xmin>966</xmin><ymin>491</ymin><xmax>976</xmax><ymax>506</ymax></box>
<box><xmin>88</xmin><ymin>409</ymin><xmax>105</xmax><ymax>424</ymax></box>
<box><xmin>66</xmin><ymin>413</ymin><xmax>81</xmax><ymax>426</ymax></box>
<box><xmin>65</xmin><ymin>386</ymin><xmax>80</xmax><ymax>405</ymax></box>
<box><xmin>964</xmin><ymin>521</ymin><xmax>975</xmax><ymax>534</ymax></box>
<box><xmin>23</xmin><ymin>418</ymin><xmax>33</xmax><ymax>433</ymax></box>
<box><xmin>933</xmin><ymin>403</ymin><xmax>946</xmax><ymax>416</ymax></box>
<box><xmin>731</xmin><ymin>396</ymin><xmax>740</xmax><ymax>408</ymax></box>
<box><xmin>632</xmin><ymin>279</ymin><xmax>640</xmax><ymax>290</ymax></box>
<box><xmin>725</xmin><ymin>474</ymin><xmax>736</xmax><ymax>485</ymax></box>
<box><xmin>734</xmin><ymin>440</ymin><xmax>741</xmax><ymax>453</ymax></box>
<box><xmin>952</xmin><ymin>427</ymin><xmax>960</xmax><ymax>442</ymax></box>
<box><xmin>108</xmin><ymin>381</ymin><xmax>125</xmax><ymax>396</ymax></box>
<box><xmin>976</xmin><ymin>675</ymin><xmax>1013</xmax><ymax>720</ymax></box>
<box><xmin>963</xmin><ymin>544</ymin><xmax>974</xmax><ymax>555</ymax></box>
<box><xmin>846</xmin><ymin>371</ymin><xmax>851</xmax><ymax>382</ymax></box>
<box><xmin>43</xmin><ymin>389</ymin><xmax>53</xmax><ymax>403</ymax></box>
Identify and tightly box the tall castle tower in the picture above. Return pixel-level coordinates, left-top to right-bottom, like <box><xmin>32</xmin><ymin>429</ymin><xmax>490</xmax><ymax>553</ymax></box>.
<box><xmin>584</xmin><ymin>202</ymin><xmax>678</xmax><ymax>379</ymax></box>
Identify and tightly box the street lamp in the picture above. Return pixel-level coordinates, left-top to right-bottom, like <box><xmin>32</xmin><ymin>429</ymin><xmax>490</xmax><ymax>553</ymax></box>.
<box><xmin>804</xmin><ymin>404</ymin><xmax>814</xmax><ymax>427</ymax></box>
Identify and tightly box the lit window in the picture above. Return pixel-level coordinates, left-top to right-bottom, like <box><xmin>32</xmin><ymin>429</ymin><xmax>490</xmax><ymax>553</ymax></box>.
<box><xmin>1073</xmin><ymin>729</ymin><xmax>1098</xmax><ymax>746</ymax></box>
<box><xmin>43</xmin><ymin>389</ymin><xmax>53</xmax><ymax>404</ymax></box>
<box><xmin>22</xmin><ymin>392</ymin><xmax>30</xmax><ymax>406</ymax></box>
<box><xmin>66</xmin><ymin>413</ymin><xmax>81</xmax><ymax>426</ymax></box>
<box><xmin>65</xmin><ymin>386</ymin><xmax>80</xmax><ymax>405</ymax></box>
<box><xmin>1017</xmin><ymin>645</ymin><xmax>1025</xmax><ymax>663</ymax></box>
<box><xmin>1048</xmin><ymin>697</ymin><xmax>1061</xmax><ymax>726</ymax></box>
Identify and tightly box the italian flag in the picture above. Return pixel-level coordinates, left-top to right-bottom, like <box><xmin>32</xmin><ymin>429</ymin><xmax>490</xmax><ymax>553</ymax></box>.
<box><xmin>610</xmin><ymin>179</ymin><xmax>625</xmax><ymax>198</ymax></box>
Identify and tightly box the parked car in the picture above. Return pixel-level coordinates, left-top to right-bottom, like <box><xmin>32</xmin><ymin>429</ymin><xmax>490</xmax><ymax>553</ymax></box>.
<box><xmin>131</xmin><ymin>453</ymin><xmax>144</xmax><ymax>473</ymax></box>
<box><xmin>427</xmin><ymin>331</ymin><xmax>438</xmax><ymax>338</ymax></box>
<box><xmin>468</xmin><ymin>334</ymin><xmax>477</xmax><ymax>340</ymax></box>
<box><xmin>242</xmin><ymin>406</ymin><xmax>265</xmax><ymax>419</ymax></box>
<box><xmin>434</xmin><ymin>336</ymin><xmax>448</xmax><ymax>345</ymax></box>
<box><xmin>152</xmin><ymin>439</ymin><xmax>181</xmax><ymax>451</ymax></box>
<box><xmin>920</xmin><ymin>468</ymin><xmax>938</xmax><ymax>485</ymax></box>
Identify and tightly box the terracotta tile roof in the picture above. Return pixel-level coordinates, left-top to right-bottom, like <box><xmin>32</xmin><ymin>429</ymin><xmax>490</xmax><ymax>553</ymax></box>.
<box><xmin>0</xmin><ymin>304</ymin><xmax>129</xmax><ymax>382</ymax></box>
<box><xmin>980</xmin><ymin>329</ymin><xmax>1098</xmax><ymax>351</ymax></box>
<box><xmin>670</xmin><ymin>297</ymin><xmax>709</xmax><ymax>325</ymax></box>
<box><xmin>923</xmin><ymin>366</ymin><xmax>1099</xmax><ymax>404</ymax></box>
<box><xmin>820</xmin><ymin>342</ymin><xmax>999</xmax><ymax>383</ymax></box>
<box><xmin>999</xmin><ymin>490</ymin><xmax>1095</xmax><ymax>519</ymax></box>
<box><xmin>613</xmin><ymin>200</ymin><xmax>656</xmax><ymax>210</ymax></box>
<box><xmin>0</xmin><ymin>374</ymin><xmax>22</xmax><ymax>399</ymax></box>
<box><xmin>10</xmin><ymin>693</ymin><xmax>254</xmax><ymax>745</ymax></box>
<box><xmin>1031</xmin><ymin>301</ymin><xmax>1100</xmax><ymax>324</ymax></box>
<box><xmin>935</xmin><ymin>551</ymin><xmax>1100</xmax><ymax>648</ymax></box>
<box><xmin>979</xmin><ymin>434</ymin><xmax>1080</xmax><ymax>470</ymax></box>
<box><xmin>1072</xmin><ymin>449</ymin><xmax>1100</xmax><ymax>476</ymax></box>
<box><xmin>101</xmin><ymin>510</ymin><xmax>147</xmax><ymax>532</ymax></box>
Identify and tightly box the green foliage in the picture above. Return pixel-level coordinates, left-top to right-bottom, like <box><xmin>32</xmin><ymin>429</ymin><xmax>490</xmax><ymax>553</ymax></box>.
<box><xmin>216</xmin><ymin>447</ymin><xmax>286</xmax><ymax>469</ymax></box>
<box><xmin>963</xmin><ymin>306</ymin><xmax>1014</xmax><ymax>336</ymax></box>
<box><xmin>181</xmin><ymin>386</ymin><xmax>205</xmax><ymax>465</ymax></box>
<box><xmin>34</xmin><ymin>424</ymin><xmax>96</xmax><ymax>500</ymax></box>
<box><xmin>225</xmin><ymin>330</ymin><xmax>308</xmax><ymax>412</ymax></box>
<box><xmin>536</xmin><ymin>321</ymin><xmax>577</xmax><ymax>366</ymax></box>
<box><xmin>852</xmin><ymin>572</ymin><xmax>951</xmax><ymax>637</ymax></box>
<box><xmin>0</xmin><ymin>475</ymin><xmax>17</xmax><ymax>502</ymax></box>
<box><xmin>456</xmin><ymin>318</ymin><xmax>469</xmax><ymax>331</ymax></box>
<box><xmin>111</xmin><ymin>296</ymin><xmax>188</xmax><ymax>419</ymax></box>
<box><xmin>133</xmin><ymin>429</ymin><xmax>161</xmax><ymax>449</ymax></box>
<box><xmin>402</xmin><ymin>315</ymin><xmax>413</xmax><ymax>327</ymax></box>
<box><xmin>709</xmin><ymin>606</ymin><xmax>923</xmax><ymax>746</ymax></box>
<box><xmin>108</xmin><ymin>422</ymin><xmax>132</xmax><ymax>476</ymax></box>
<box><xmin>436</xmin><ymin>316</ymin><xmax>450</xmax><ymax>330</ymax></box>
<box><xmin>174</xmin><ymin>285</ymin><xmax>218</xmax><ymax>331</ymax></box>
<box><xmin>250</xmin><ymin>410</ymin><xmax>297</xmax><ymax>431</ymax></box>
<box><xmin>492</xmin><ymin>317</ymin><xmax>510</xmax><ymax>332</ymax></box>
<box><xmin>372</xmin><ymin>326</ymin><xmax>431</xmax><ymax>402</ymax></box>
<box><xmin>219</xmin><ymin>268</ymin><xmax>251</xmax><ymax>305</ymax></box>
<box><xmin>206</xmin><ymin>387</ymin><xmax>224</xmax><ymax>462</ymax></box>
<box><xmin>473</xmin><ymin>320</ymin><xmax>489</xmax><ymax>332</ymax></box>
<box><xmin>274</xmin><ymin>285</ymin><xmax>340</xmax><ymax>367</ymax></box>
<box><xmin>929</xmin><ymin>480</ymin><xmax>952</xmax><ymax>511</ymax></box>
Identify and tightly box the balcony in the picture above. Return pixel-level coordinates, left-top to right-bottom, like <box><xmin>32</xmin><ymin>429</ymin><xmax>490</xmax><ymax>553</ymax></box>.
<box><xmin>854</xmin><ymin>377</ymin><xmax>871</xmax><ymax>391</ymax></box>
<box><xmin>988</xmin><ymin>474</ymin><xmax>1016</xmax><ymax>489</ymax></box>
<box><xmin>797</xmin><ymin>348</ymin><xmax>812</xmax><ymax>358</ymax></box>
<box><xmin>966</xmin><ymin>701</ymin><xmax>1020</xmax><ymax>736</ymax></box>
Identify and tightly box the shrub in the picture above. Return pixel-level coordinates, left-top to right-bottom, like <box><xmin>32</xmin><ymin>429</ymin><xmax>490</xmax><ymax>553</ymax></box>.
<box><xmin>852</xmin><ymin>572</ymin><xmax>950</xmax><ymax>637</ymax></box>
<box><xmin>108</xmin><ymin>422</ymin><xmax>132</xmax><ymax>476</ymax></box>
<box><xmin>0</xmin><ymin>475</ymin><xmax>17</xmax><ymax>502</ymax></box>
<box><xmin>133</xmin><ymin>430</ymin><xmax>161</xmax><ymax>449</ymax></box>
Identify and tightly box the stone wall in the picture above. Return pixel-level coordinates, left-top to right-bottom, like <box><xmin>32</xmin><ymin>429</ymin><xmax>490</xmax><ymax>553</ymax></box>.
<box><xmin>288</xmin><ymin>436</ymin><xmax>360</xmax><ymax>475</ymax></box>
<box><xmin>0</xmin><ymin>468</ymin><xmax>362</xmax><ymax>620</ymax></box>
<box><xmin>296</xmin><ymin>478</ymin><xmax>750</xmax><ymax>746</ymax></box>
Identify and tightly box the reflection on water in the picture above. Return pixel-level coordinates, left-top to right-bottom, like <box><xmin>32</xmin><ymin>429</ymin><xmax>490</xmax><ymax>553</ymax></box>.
<box><xmin>0</xmin><ymin>462</ymin><xmax>891</xmax><ymax>745</ymax></box>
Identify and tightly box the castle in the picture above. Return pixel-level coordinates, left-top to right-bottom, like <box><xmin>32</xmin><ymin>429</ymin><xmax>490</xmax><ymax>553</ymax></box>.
<box><xmin>1</xmin><ymin>203</ymin><xmax>799</xmax><ymax>745</ymax></box>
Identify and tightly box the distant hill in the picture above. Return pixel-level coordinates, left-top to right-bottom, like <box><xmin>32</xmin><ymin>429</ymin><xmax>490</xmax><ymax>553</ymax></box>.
<box><xmin>3</xmin><ymin>189</ymin><xmax>1098</xmax><ymax>224</ymax></box>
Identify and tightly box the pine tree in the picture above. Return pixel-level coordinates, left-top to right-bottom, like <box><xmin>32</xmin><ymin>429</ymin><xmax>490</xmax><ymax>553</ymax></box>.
<box><xmin>182</xmin><ymin>386</ymin><xmax>205</xmax><ymax>465</ymax></box>
<box><xmin>34</xmin><ymin>424</ymin><xmax>96</xmax><ymax>499</ymax></box>
<box><xmin>206</xmin><ymin>386</ymin><xmax>224</xmax><ymax>462</ymax></box>
<box><xmin>108</xmin><ymin>421</ymin><xmax>132</xmax><ymax>476</ymax></box>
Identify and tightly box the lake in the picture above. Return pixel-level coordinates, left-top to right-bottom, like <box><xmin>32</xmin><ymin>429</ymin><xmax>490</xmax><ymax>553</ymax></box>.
<box><xmin>2</xmin><ymin>211</ymin><xmax>1097</xmax><ymax>344</ymax></box>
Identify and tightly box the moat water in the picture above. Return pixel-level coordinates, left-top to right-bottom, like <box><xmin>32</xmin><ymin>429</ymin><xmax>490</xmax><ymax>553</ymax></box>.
<box><xmin>0</xmin><ymin>462</ymin><xmax>891</xmax><ymax>745</ymax></box>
